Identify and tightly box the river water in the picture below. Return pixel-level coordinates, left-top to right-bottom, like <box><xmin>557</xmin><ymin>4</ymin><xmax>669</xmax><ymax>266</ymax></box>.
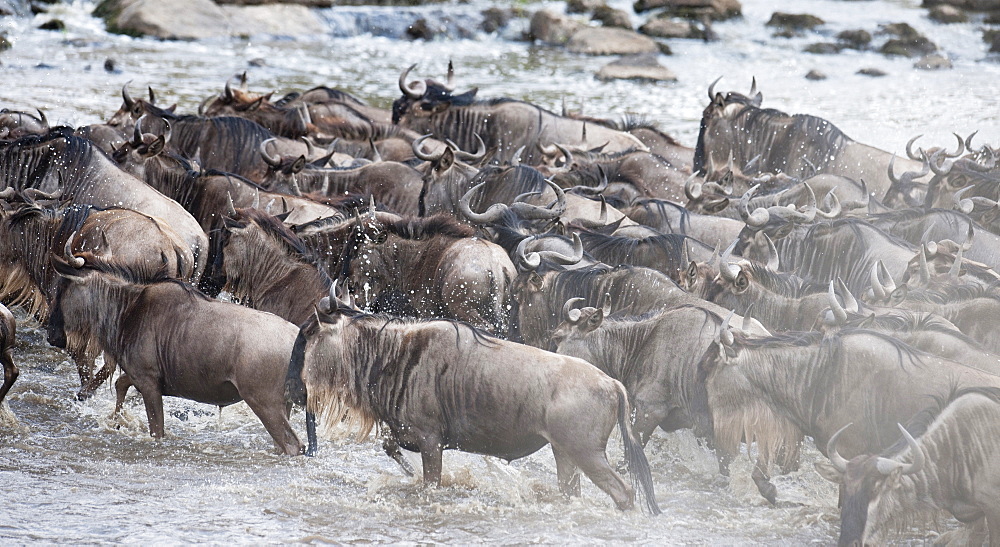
<box><xmin>1</xmin><ymin>0</ymin><xmax>995</xmax><ymax>543</ymax></box>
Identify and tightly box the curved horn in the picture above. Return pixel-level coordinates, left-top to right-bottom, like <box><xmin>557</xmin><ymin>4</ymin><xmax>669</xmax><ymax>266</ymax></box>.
<box><xmin>949</xmin><ymin>245</ymin><xmax>964</xmax><ymax>278</ymax></box>
<box><xmin>878</xmin><ymin>261</ymin><xmax>897</xmax><ymax>293</ymax></box>
<box><xmin>707</xmin><ymin>76</ymin><xmax>722</xmax><ymax>101</ymax></box>
<box><xmin>876</xmin><ymin>424</ymin><xmax>925</xmax><ymax>476</ymax></box>
<box><xmin>928</xmin><ymin>148</ymin><xmax>954</xmax><ymax>176</ymax></box>
<box><xmin>684</xmin><ymin>173</ymin><xmax>703</xmax><ymax>201</ymax></box>
<box><xmin>259</xmin><ymin>138</ymin><xmax>281</xmax><ymax>168</ymax></box>
<box><xmin>64</xmin><ymin>230</ymin><xmax>85</xmax><ymax>268</ymax></box>
<box><xmin>817</xmin><ymin>188</ymin><xmax>842</xmax><ymax>219</ymax></box>
<box><xmin>905</xmin><ymin>135</ymin><xmax>923</xmax><ymax>161</ymax></box>
<box><xmin>412</xmin><ymin>134</ymin><xmax>442</xmax><ymax>162</ymax></box>
<box><xmin>962</xmin><ymin>223</ymin><xmax>974</xmax><ymax>251</ymax></box>
<box><xmin>563</xmin><ymin>297</ymin><xmax>586</xmax><ymax>323</ymax></box>
<box><xmin>224</xmin><ymin>79</ymin><xmax>234</xmax><ymax>101</ymax></box>
<box><xmin>398</xmin><ymin>63</ymin><xmax>426</xmax><ymax>100</ymax></box>
<box><xmin>837</xmin><ymin>277</ymin><xmax>859</xmax><ymax>313</ymax></box>
<box><xmin>454</xmin><ymin>134</ymin><xmax>486</xmax><ymax>163</ymax></box>
<box><xmin>554</xmin><ymin>143</ymin><xmax>574</xmax><ymax>168</ymax></box>
<box><xmin>226</xmin><ymin>191</ymin><xmax>238</xmax><ymax>218</ymax></box>
<box><xmin>954</xmin><ymin>185</ymin><xmax>975</xmax><ymax>214</ymax></box>
<box><xmin>35</xmin><ymin>108</ymin><xmax>47</xmax><ymax>127</ymax></box>
<box><xmin>870</xmin><ymin>262</ymin><xmax>888</xmax><ymax>301</ymax></box>
<box><xmin>719</xmin><ymin>310</ymin><xmax>735</xmax><ymax>347</ymax></box>
<box><xmin>536</xmin><ymin>233</ymin><xmax>584</xmax><ymax>266</ymax></box>
<box><xmin>0</xmin><ymin>187</ymin><xmax>15</xmax><ymax>200</ymax></box>
<box><xmin>718</xmin><ymin>238</ymin><xmax>741</xmax><ymax>282</ymax></box>
<box><xmin>458</xmin><ymin>181</ymin><xmax>507</xmax><ymax>224</ymax></box>
<box><xmin>444</xmin><ymin>60</ymin><xmax>456</xmax><ymax>91</ymax></box>
<box><xmin>511</xmin><ymin>145</ymin><xmax>525</xmax><ymax>166</ymax></box>
<box><xmin>887</xmin><ymin>154</ymin><xmax>900</xmax><ymax>185</ymax></box>
<box><xmin>122</xmin><ymin>82</ymin><xmax>135</xmax><ymax>109</ymax></box>
<box><xmin>945</xmin><ymin>133</ymin><xmax>965</xmax><ymax>159</ymax></box>
<box><xmin>739</xmin><ymin>184</ymin><xmax>770</xmax><ymax>228</ymax></box>
<box><xmin>828</xmin><ymin>280</ymin><xmax>848</xmax><ymax>324</ymax></box>
<box><xmin>918</xmin><ymin>244</ymin><xmax>933</xmax><ymax>284</ymax></box>
<box><xmin>741</xmin><ymin>303</ymin><xmax>755</xmax><ymax>332</ymax></box>
<box><xmin>826</xmin><ymin>423</ymin><xmax>852</xmax><ymax>473</ymax></box>
<box><xmin>763</xmin><ymin>233</ymin><xmax>779</xmax><ymax>271</ymax></box>
<box><xmin>515</xmin><ymin>237</ymin><xmax>541</xmax><ymax>270</ymax></box>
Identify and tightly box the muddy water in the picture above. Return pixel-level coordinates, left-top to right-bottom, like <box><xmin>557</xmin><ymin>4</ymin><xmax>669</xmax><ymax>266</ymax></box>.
<box><xmin>1</xmin><ymin>0</ymin><xmax>993</xmax><ymax>543</ymax></box>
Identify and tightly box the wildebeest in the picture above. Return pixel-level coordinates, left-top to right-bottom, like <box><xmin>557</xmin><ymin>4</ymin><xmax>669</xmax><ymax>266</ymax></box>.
<box><xmin>286</xmin><ymin>289</ymin><xmax>660</xmax><ymax>513</ymax></box>
<box><xmin>0</xmin><ymin>131</ymin><xmax>208</xmax><ymax>278</ymax></box>
<box><xmin>294</xmin><ymin>210</ymin><xmax>516</xmax><ymax>337</ymax></box>
<box><xmin>0</xmin><ymin>303</ymin><xmax>16</xmax><ymax>405</ymax></box>
<box><xmin>695</xmin><ymin>79</ymin><xmax>928</xmax><ymax>199</ymax></box>
<box><xmin>46</xmin><ymin>252</ymin><xmax>304</xmax><ymax>455</ymax></box>
<box><xmin>815</xmin><ymin>388</ymin><xmax>1000</xmax><ymax>547</ymax></box>
<box><xmin>393</xmin><ymin>64</ymin><xmax>647</xmax><ymax>164</ymax></box>
<box><xmin>0</xmin><ymin>108</ymin><xmax>49</xmax><ymax>139</ymax></box>
<box><xmin>705</xmin><ymin>324</ymin><xmax>1000</xmax><ymax>503</ymax></box>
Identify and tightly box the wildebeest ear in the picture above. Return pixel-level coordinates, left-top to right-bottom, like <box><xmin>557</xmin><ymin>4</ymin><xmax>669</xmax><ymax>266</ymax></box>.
<box><xmin>145</xmin><ymin>135</ymin><xmax>165</xmax><ymax>157</ymax></box>
<box><xmin>586</xmin><ymin>309</ymin><xmax>604</xmax><ymax>331</ymax></box>
<box><xmin>434</xmin><ymin>147</ymin><xmax>455</xmax><ymax>174</ymax></box>
<box><xmin>274</xmin><ymin>212</ymin><xmax>292</xmax><ymax>223</ymax></box>
<box><xmin>528</xmin><ymin>271</ymin><xmax>543</xmax><ymax>289</ymax></box>
<box><xmin>687</xmin><ymin>261</ymin><xmax>698</xmax><ymax>280</ymax></box>
<box><xmin>290</xmin><ymin>155</ymin><xmax>306</xmax><ymax>174</ymax></box>
<box><xmin>704</xmin><ymin>198</ymin><xmax>729</xmax><ymax>214</ymax></box>
<box><xmin>733</xmin><ymin>270</ymin><xmax>750</xmax><ymax>293</ymax></box>
<box><xmin>813</xmin><ymin>461</ymin><xmax>844</xmax><ymax>483</ymax></box>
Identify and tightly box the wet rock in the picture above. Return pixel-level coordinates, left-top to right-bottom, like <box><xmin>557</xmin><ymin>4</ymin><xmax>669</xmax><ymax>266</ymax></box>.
<box><xmin>922</xmin><ymin>0</ymin><xmax>1000</xmax><ymax>11</ymax></box>
<box><xmin>929</xmin><ymin>4</ymin><xmax>969</xmax><ymax>22</ymax></box>
<box><xmin>567</xmin><ymin>0</ymin><xmax>604</xmax><ymax>14</ymax></box>
<box><xmin>481</xmin><ymin>7</ymin><xmax>515</xmax><ymax>34</ymax></box>
<box><xmin>857</xmin><ymin>67</ymin><xmax>887</xmax><ymax>77</ymax></box>
<box><xmin>805</xmin><ymin>69</ymin><xmax>827</xmax><ymax>80</ymax></box>
<box><xmin>0</xmin><ymin>35</ymin><xmax>10</xmax><ymax>52</ymax></box>
<box><xmin>804</xmin><ymin>42</ymin><xmax>843</xmax><ymax>54</ymax></box>
<box><xmin>38</xmin><ymin>18</ymin><xmax>64</xmax><ymax>31</ymax></box>
<box><xmin>986</xmin><ymin>11</ymin><xmax>1000</xmax><ymax>23</ymax></box>
<box><xmin>221</xmin><ymin>4</ymin><xmax>326</xmax><ymax>37</ymax></box>
<box><xmin>103</xmin><ymin>58</ymin><xmax>118</xmax><ymax>72</ymax></box>
<box><xmin>766</xmin><ymin>12</ymin><xmax>824</xmax><ymax>32</ymax></box>
<box><xmin>567</xmin><ymin>26</ymin><xmax>659</xmax><ymax>55</ymax></box>
<box><xmin>639</xmin><ymin>17</ymin><xmax>699</xmax><ymax>39</ymax></box>
<box><xmin>880</xmin><ymin>36</ymin><xmax>938</xmax><ymax>57</ymax></box>
<box><xmin>914</xmin><ymin>53</ymin><xmax>952</xmax><ymax>69</ymax></box>
<box><xmin>528</xmin><ymin>9</ymin><xmax>583</xmax><ymax>45</ymax></box>
<box><xmin>633</xmin><ymin>0</ymin><xmax>742</xmax><ymax>21</ymax></box>
<box><xmin>878</xmin><ymin>22</ymin><xmax>922</xmax><ymax>40</ymax></box>
<box><xmin>985</xmin><ymin>29</ymin><xmax>1000</xmax><ymax>52</ymax></box>
<box><xmin>592</xmin><ymin>5</ymin><xmax>632</xmax><ymax>29</ymax></box>
<box><xmin>596</xmin><ymin>53</ymin><xmax>677</xmax><ymax>81</ymax></box>
<box><xmin>406</xmin><ymin>17</ymin><xmax>442</xmax><ymax>40</ymax></box>
<box><xmin>836</xmin><ymin>29</ymin><xmax>872</xmax><ymax>49</ymax></box>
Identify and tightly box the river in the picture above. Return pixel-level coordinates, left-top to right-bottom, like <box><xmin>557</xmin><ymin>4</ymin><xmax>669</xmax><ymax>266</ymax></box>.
<box><xmin>1</xmin><ymin>0</ymin><xmax>995</xmax><ymax>543</ymax></box>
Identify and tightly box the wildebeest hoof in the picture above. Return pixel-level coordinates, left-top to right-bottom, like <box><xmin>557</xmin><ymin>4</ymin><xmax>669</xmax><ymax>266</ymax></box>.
<box><xmin>756</xmin><ymin>482</ymin><xmax>778</xmax><ymax>504</ymax></box>
<box><xmin>615</xmin><ymin>459</ymin><xmax>628</xmax><ymax>474</ymax></box>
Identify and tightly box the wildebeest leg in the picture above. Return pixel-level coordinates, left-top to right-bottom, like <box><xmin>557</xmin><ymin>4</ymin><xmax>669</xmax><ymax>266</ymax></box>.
<box><xmin>136</xmin><ymin>385</ymin><xmax>165</xmax><ymax>439</ymax></box>
<box><xmin>751</xmin><ymin>457</ymin><xmax>777</xmax><ymax>504</ymax></box>
<box><xmin>113</xmin><ymin>373</ymin><xmax>133</xmax><ymax>415</ymax></box>
<box><xmin>551</xmin><ymin>445</ymin><xmax>581</xmax><ymax>497</ymax></box>
<box><xmin>383</xmin><ymin>437</ymin><xmax>415</xmax><ymax>477</ymax></box>
<box><xmin>0</xmin><ymin>349</ymin><xmax>19</xmax><ymax>405</ymax></box>
<box><xmin>243</xmin><ymin>395</ymin><xmax>304</xmax><ymax>455</ymax></box>
<box><xmin>78</xmin><ymin>354</ymin><xmax>117</xmax><ymax>401</ymax></box>
<box><xmin>571</xmin><ymin>448</ymin><xmax>635</xmax><ymax>511</ymax></box>
<box><xmin>419</xmin><ymin>441</ymin><xmax>444</xmax><ymax>486</ymax></box>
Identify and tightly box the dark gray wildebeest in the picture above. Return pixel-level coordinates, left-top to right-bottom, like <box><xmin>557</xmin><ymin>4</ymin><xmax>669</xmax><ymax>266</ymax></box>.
<box><xmin>815</xmin><ymin>387</ymin><xmax>1000</xmax><ymax>547</ymax></box>
<box><xmin>198</xmin><ymin>77</ymin><xmax>311</xmax><ymax>139</ymax></box>
<box><xmin>285</xmin><ymin>288</ymin><xmax>660</xmax><ymax>514</ymax></box>
<box><xmin>0</xmin><ymin>303</ymin><xmax>16</xmax><ymax>406</ymax></box>
<box><xmin>0</xmin><ymin>131</ymin><xmax>208</xmax><ymax>278</ymax></box>
<box><xmin>292</xmin><ymin>210</ymin><xmax>516</xmax><ymax>337</ymax></box>
<box><xmin>705</xmin><ymin>323</ymin><xmax>1000</xmax><ymax>504</ymax></box>
<box><xmin>0</xmin><ymin>199</ymin><xmax>194</xmax><ymax>400</ymax></box>
<box><xmin>392</xmin><ymin>64</ymin><xmax>646</xmax><ymax>164</ymax></box>
<box><xmin>0</xmin><ymin>108</ymin><xmax>49</xmax><ymax>140</ymax></box>
<box><xmin>220</xmin><ymin>207</ymin><xmax>330</xmax><ymax>326</ymax></box>
<box><xmin>46</xmin><ymin>252</ymin><xmax>304</xmax><ymax>455</ymax></box>
<box><xmin>694</xmin><ymin>78</ymin><xmax>929</xmax><ymax>200</ymax></box>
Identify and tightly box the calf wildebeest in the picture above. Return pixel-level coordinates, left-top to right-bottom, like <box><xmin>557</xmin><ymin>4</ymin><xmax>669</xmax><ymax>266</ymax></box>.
<box><xmin>695</xmin><ymin>78</ymin><xmax>928</xmax><ymax>200</ymax></box>
<box><xmin>816</xmin><ymin>388</ymin><xmax>1000</xmax><ymax>547</ymax></box>
<box><xmin>705</xmin><ymin>323</ymin><xmax>1000</xmax><ymax>504</ymax></box>
<box><xmin>0</xmin><ymin>303</ymin><xmax>16</xmax><ymax>405</ymax></box>
<box><xmin>286</xmin><ymin>289</ymin><xmax>660</xmax><ymax>514</ymax></box>
<box><xmin>46</xmin><ymin>252</ymin><xmax>304</xmax><ymax>455</ymax></box>
<box><xmin>393</xmin><ymin>64</ymin><xmax>647</xmax><ymax>164</ymax></box>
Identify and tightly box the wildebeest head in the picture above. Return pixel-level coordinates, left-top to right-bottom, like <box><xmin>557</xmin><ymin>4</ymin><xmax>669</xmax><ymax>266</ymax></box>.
<box><xmin>0</xmin><ymin>108</ymin><xmax>49</xmax><ymax>140</ymax></box>
<box><xmin>111</xmin><ymin>117</ymin><xmax>170</xmax><ymax>180</ymax></box>
<box><xmin>694</xmin><ymin>78</ymin><xmax>762</xmax><ymax>176</ymax></box>
<box><xmin>814</xmin><ymin>423</ymin><xmax>925</xmax><ymax>547</ymax></box>
<box><xmin>391</xmin><ymin>63</ymin><xmax>479</xmax><ymax>125</ymax></box>
<box><xmin>200</xmin><ymin>75</ymin><xmax>311</xmax><ymax>139</ymax></box>
<box><xmin>550</xmin><ymin>297</ymin><xmax>610</xmax><ymax>361</ymax></box>
<box><xmin>107</xmin><ymin>83</ymin><xmax>175</xmax><ymax>132</ymax></box>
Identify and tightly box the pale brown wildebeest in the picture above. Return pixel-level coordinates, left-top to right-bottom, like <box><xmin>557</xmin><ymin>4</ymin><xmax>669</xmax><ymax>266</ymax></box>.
<box><xmin>46</xmin><ymin>252</ymin><xmax>303</xmax><ymax>455</ymax></box>
<box><xmin>0</xmin><ymin>303</ymin><xmax>16</xmax><ymax>405</ymax></box>
<box><xmin>286</xmin><ymin>285</ymin><xmax>660</xmax><ymax>514</ymax></box>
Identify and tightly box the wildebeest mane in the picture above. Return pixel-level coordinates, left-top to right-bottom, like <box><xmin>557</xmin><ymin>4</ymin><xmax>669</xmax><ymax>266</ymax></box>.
<box><xmin>882</xmin><ymin>385</ymin><xmax>1000</xmax><ymax>457</ymax></box>
<box><xmin>577</xmin><ymin>229</ymin><xmax>687</xmax><ymax>273</ymax></box>
<box><xmin>383</xmin><ymin>213</ymin><xmax>474</xmax><ymax>240</ymax></box>
<box><xmin>735</xmin><ymin>261</ymin><xmax>823</xmax><ymax>297</ymax></box>
<box><xmin>235</xmin><ymin>207</ymin><xmax>312</xmax><ymax>260</ymax></box>
<box><xmin>903</xmin><ymin>280</ymin><xmax>1000</xmax><ymax>305</ymax></box>
<box><xmin>0</xmin><ymin>132</ymin><xmax>104</xmax><ymax>194</ymax></box>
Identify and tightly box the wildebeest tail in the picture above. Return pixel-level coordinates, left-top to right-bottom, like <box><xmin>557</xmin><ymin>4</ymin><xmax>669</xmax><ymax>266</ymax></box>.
<box><xmin>285</xmin><ymin>328</ymin><xmax>317</xmax><ymax>455</ymax></box>
<box><xmin>616</xmin><ymin>384</ymin><xmax>660</xmax><ymax>515</ymax></box>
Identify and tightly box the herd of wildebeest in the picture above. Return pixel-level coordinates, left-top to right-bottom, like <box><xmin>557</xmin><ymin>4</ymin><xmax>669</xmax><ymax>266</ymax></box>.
<box><xmin>1</xmin><ymin>64</ymin><xmax>1000</xmax><ymax>544</ymax></box>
